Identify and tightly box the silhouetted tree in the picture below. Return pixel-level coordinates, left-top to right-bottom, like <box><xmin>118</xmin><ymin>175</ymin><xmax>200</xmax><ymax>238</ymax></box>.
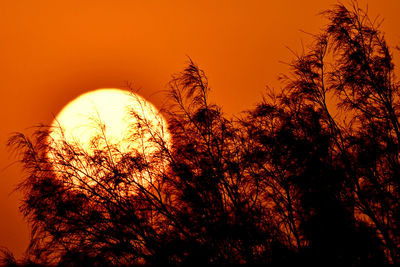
<box><xmin>7</xmin><ymin>60</ymin><xmax>282</xmax><ymax>266</ymax></box>
<box><xmin>242</xmin><ymin>1</ymin><xmax>396</xmax><ymax>264</ymax></box>
<box><xmin>296</xmin><ymin>2</ymin><xmax>398</xmax><ymax>263</ymax></box>
<box><xmin>163</xmin><ymin>60</ymin><xmax>286</xmax><ymax>265</ymax></box>
<box><xmin>5</xmin><ymin>1</ymin><xmax>400</xmax><ymax>265</ymax></box>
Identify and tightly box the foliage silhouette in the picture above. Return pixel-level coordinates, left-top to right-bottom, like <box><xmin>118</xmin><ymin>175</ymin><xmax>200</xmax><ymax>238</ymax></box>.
<box><xmin>4</xmin><ymin>2</ymin><xmax>400</xmax><ymax>265</ymax></box>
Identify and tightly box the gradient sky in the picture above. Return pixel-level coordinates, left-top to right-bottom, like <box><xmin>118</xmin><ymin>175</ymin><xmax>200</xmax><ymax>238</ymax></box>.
<box><xmin>1</xmin><ymin>0</ymin><xmax>399</xmax><ymax>258</ymax></box>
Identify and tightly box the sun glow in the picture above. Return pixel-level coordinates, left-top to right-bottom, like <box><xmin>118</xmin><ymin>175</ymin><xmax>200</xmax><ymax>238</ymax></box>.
<box><xmin>47</xmin><ymin>88</ymin><xmax>170</xmax><ymax>189</ymax></box>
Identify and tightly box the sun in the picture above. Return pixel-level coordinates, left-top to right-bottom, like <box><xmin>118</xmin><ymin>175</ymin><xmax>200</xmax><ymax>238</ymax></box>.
<box><xmin>47</xmin><ymin>88</ymin><xmax>170</xmax><ymax>189</ymax></box>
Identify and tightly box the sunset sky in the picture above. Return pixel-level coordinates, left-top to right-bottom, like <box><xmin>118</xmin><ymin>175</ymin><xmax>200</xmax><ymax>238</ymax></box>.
<box><xmin>1</xmin><ymin>0</ymin><xmax>399</xmax><ymax>258</ymax></box>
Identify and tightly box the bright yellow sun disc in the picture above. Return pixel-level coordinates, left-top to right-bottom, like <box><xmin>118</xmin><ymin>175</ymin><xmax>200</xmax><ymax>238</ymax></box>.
<box><xmin>48</xmin><ymin>88</ymin><xmax>170</xmax><ymax>185</ymax></box>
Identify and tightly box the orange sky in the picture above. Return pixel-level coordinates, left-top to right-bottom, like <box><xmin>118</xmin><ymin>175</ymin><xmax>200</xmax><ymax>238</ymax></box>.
<box><xmin>1</xmin><ymin>0</ymin><xmax>399</xmax><ymax>258</ymax></box>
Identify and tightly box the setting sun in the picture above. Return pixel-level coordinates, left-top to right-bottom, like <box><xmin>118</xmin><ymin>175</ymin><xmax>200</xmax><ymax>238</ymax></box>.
<box><xmin>47</xmin><ymin>88</ymin><xmax>170</xmax><ymax>188</ymax></box>
<box><xmin>48</xmin><ymin>88</ymin><xmax>169</xmax><ymax>156</ymax></box>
